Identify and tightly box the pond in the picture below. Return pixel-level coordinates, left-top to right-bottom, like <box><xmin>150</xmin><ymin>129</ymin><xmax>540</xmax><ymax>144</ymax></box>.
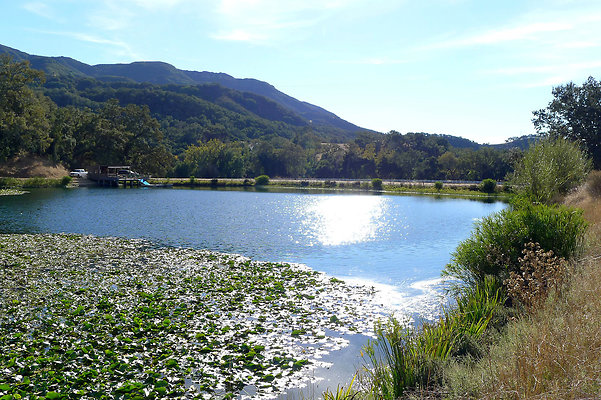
<box><xmin>0</xmin><ymin>187</ymin><xmax>506</xmax><ymax>396</ymax></box>
<box><xmin>1</xmin><ymin>187</ymin><xmax>504</xmax><ymax>300</ymax></box>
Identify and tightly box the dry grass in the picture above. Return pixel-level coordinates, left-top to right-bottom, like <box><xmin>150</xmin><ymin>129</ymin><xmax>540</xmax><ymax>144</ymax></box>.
<box><xmin>445</xmin><ymin>181</ymin><xmax>601</xmax><ymax>399</ymax></box>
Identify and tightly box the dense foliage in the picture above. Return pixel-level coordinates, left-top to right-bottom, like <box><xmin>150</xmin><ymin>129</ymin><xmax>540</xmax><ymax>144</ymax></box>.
<box><xmin>509</xmin><ymin>136</ymin><xmax>591</xmax><ymax>203</ymax></box>
<box><xmin>0</xmin><ymin>55</ymin><xmax>52</xmax><ymax>161</ymax></box>
<box><xmin>533</xmin><ymin>76</ymin><xmax>601</xmax><ymax>169</ymax></box>
<box><xmin>444</xmin><ymin>201</ymin><xmax>587</xmax><ymax>290</ymax></box>
<box><xmin>1</xmin><ymin>56</ymin><xmax>518</xmax><ymax>180</ymax></box>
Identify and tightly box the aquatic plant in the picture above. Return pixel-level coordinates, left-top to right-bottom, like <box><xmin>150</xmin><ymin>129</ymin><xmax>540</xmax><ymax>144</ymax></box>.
<box><xmin>360</xmin><ymin>277</ymin><xmax>505</xmax><ymax>397</ymax></box>
<box><xmin>323</xmin><ymin>375</ymin><xmax>358</xmax><ymax>400</ymax></box>
<box><xmin>0</xmin><ymin>234</ymin><xmax>386</xmax><ymax>398</ymax></box>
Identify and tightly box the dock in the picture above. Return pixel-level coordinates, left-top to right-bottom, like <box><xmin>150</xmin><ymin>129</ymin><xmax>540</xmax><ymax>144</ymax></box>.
<box><xmin>87</xmin><ymin>165</ymin><xmax>146</xmax><ymax>188</ymax></box>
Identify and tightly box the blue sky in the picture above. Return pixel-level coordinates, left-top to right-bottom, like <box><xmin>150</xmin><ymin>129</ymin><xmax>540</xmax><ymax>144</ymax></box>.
<box><xmin>2</xmin><ymin>0</ymin><xmax>601</xmax><ymax>144</ymax></box>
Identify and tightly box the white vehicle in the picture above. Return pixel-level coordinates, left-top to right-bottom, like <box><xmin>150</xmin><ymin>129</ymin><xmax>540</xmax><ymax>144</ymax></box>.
<box><xmin>69</xmin><ymin>169</ymin><xmax>88</xmax><ymax>178</ymax></box>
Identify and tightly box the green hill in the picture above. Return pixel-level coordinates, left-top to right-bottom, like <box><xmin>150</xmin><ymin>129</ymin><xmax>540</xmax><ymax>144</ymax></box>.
<box><xmin>0</xmin><ymin>44</ymin><xmax>363</xmax><ymax>136</ymax></box>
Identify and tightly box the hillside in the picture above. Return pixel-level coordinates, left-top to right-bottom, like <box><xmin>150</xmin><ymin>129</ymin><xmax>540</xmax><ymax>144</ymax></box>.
<box><xmin>0</xmin><ymin>44</ymin><xmax>363</xmax><ymax>136</ymax></box>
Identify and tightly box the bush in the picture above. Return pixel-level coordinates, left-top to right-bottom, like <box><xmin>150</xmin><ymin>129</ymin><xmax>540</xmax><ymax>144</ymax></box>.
<box><xmin>61</xmin><ymin>176</ymin><xmax>72</xmax><ymax>187</ymax></box>
<box><xmin>505</xmin><ymin>242</ymin><xmax>567</xmax><ymax>310</ymax></box>
<box><xmin>254</xmin><ymin>175</ymin><xmax>269</xmax><ymax>185</ymax></box>
<box><xmin>586</xmin><ymin>170</ymin><xmax>601</xmax><ymax>198</ymax></box>
<box><xmin>479</xmin><ymin>179</ymin><xmax>497</xmax><ymax>193</ymax></box>
<box><xmin>189</xmin><ymin>175</ymin><xmax>195</xmax><ymax>184</ymax></box>
<box><xmin>509</xmin><ymin>136</ymin><xmax>591</xmax><ymax>203</ymax></box>
<box><xmin>0</xmin><ymin>177</ymin><xmax>19</xmax><ymax>188</ymax></box>
<box><xmin>434</xmin><ymin>181</ymin><xmax>443</xmax><ymax>190</ymax></box>
<box><xmin>371</xmin><ymin>178</ymin><xmax>383</xmax><ymax>190</ymax></box>
<box><xmin>444</xmin><ymin>202</ymin><xmax>587</xmax><ymax>290</ymax></box>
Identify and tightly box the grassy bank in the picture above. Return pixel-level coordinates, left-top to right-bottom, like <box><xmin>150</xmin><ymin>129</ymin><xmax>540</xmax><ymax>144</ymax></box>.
<box><xmin>0</xmin><ymin>176</ymin><xmax>72</xmax><ymax>189</ymax></box>
<box><xmin>438</xmin><ymin>178</ymin><xmax>601</xmax><ymax>399</ymax></box>
<box><xmin>148</xmin><ymin>177</ymin><xmax>510</xmax><ymax>199</ymax></box>
<box><xmin>341</xmin><ymin>173</ymin><xmax>601</xmax><ymax>399</ymax></box>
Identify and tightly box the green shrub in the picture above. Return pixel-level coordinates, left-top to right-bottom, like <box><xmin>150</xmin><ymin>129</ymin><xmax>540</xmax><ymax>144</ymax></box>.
<box><xmin>0</xmin><ymin>177</ymin><xmax>19</xmax><ymax>188</ymax></box>
<box><xmin>189</xmin><ymin>175</ymin><xmax>195</xmax><ymax>184</ymax></box>
<box><xmin>254</xmin><ymin>175</ymin><xmax>270</xmax><ymax>185</ymax></box>
<box><xmin>479</xmin><ymin>179</ymin><xmax>497</xmax><ymax>193</ymax></box>
<box><xmin>61</xmin><ymin>176</ymin><xmax>72</xmax><ymax>187</ymax></box>
<box><xmin>22</xmin><ymin>177</ymin><xmax>64</xmax><ymax>188</ymax></box>
<box><xmin>444</xmin><ymin>202</ymin><xmax>587</xmax><ymax>290</ymax></box>
<box><xmin>434</xmin><ymin>181</ymin><xmax>443</xmax><ymax>190</ymax></box>
<box><xmin>371</xmin><ymin>178</ymin><xmax>383</xmax><ymax>190</ymax></box>
<box><xmin>509</xmin><ymin>136</ymin><xmax>591</xmax><ymax>203</ymax></box>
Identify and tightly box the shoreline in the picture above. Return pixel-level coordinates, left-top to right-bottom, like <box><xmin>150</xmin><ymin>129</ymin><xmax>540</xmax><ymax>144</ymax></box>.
<box><xmin>0</xmin><ymin>175</ymin><xmax>512</xmax><ymax>199</ymax></box>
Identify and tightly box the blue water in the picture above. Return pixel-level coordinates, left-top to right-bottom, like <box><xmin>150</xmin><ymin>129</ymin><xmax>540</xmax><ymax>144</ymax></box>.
<box><xmin>1</xmin><ymin>187</ymin><xmax>506</xmax><ymax>291</ymax></box>
<box><xmin>1</xmin><ymin>186</ymin><xmax>508</xmax><ymax>392</ymax></box>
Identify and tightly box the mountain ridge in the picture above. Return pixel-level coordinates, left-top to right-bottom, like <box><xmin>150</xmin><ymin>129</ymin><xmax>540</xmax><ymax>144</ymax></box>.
<box><xmin>0</xmin><ymin>44</ymin><xmax>363</xmax><ymax>134</ymax></box>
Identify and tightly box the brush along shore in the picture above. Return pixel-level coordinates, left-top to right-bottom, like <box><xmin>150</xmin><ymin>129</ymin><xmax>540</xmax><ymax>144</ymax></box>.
<box><xmin>0</xmin><ymin>234</ymin><xmax>389</xmax><ymax>399</ymax></box>
<box><xmin>148</xmin><ymin>177</ymin><xmax>509</xmax><ymax>198</ymax></box>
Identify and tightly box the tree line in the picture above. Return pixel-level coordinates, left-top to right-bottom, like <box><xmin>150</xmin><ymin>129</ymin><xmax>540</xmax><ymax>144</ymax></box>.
<box><xmin>3</xmin><ymin>55</ymin><xmax>599</xmax><ymax>180</ymax></box>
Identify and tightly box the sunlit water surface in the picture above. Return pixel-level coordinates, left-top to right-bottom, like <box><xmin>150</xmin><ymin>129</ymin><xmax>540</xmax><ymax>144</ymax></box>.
<box><xmin>1</xmin><ymin>187</ymin><xmax>506</xmax><ymax>395</ymax></box>
<box><xmin>1</xmin><ymin>187</ymin><xmax>505</xmax><ymax>314</ymax></box>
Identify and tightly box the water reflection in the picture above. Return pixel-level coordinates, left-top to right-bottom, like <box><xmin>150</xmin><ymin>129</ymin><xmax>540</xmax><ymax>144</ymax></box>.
<box><xmin>301</xmin><ymin>195</ymin><xmax>388</xmax><ymax>246</ymax></box>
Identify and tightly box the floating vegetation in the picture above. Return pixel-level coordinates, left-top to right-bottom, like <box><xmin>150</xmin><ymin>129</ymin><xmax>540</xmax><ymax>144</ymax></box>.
<box><xmin>0</xmin><ymin>189</ymin><xmax>27</xmax><ymax>196</ymax></box>
<box><xmin>0</xmin><ymin>234</ymin><xmax>387</xmax><ymax>398</ymax></box>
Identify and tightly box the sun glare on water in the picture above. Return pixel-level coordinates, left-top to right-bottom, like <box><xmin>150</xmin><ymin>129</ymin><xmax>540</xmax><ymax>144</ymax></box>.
<box><xmin>301</xmin><ymin>195</ymin><xmax>388</xmax><ymax>246</ymax></box>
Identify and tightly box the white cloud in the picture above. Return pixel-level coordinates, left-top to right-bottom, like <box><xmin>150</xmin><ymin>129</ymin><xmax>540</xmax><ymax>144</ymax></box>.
<box><xmin>487</xmin><ymin>60</ymin><xmax>601</xmax><ymax>89</ymax></box>
<box><xmin>127</xmin><ymin>0</ymin><xmax>188</xmax><ymax>9</ymax></box>
<box><xmin>23</xmin><ymin>1</ymin><xmax>55</xmax><ymax>19</ymax></box>
<box><xmin>211</xmin><ymin>0</ymin><xmax>371</xmax><ymax>43</ymax></box>
<box><xmin>491</xmin><ymin>61</ymin><xmax>601</xmax><ymax>76</ymax></box>
<box><xmin>31</xmin><ymin>29</ymin><xmax>140</xmax><ymax>61</ymax></box>
<box><xmin>337</xmin><ymin>57</ymin><xmax>408</xmax><ymax>66</ymax></box>
<box><xmin>431</xmin><ymin>21</ymin><xmax>572</xmax><ymax>49</ymax></box>
<box><xmin>211</xmin><ymin>29</ymin><xmax>267</xmax><ymax>42</ymax></box>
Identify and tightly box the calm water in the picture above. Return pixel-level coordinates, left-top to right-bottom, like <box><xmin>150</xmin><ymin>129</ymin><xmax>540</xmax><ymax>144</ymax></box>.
<box><xmin>1</xmin><ymin>187</ymin><xmax>505</xmax><ymax>306</ymax></box>
<box><xmin>1</xmin><ymin>186</ymin><xmax>507</xmax><ymax>393</ymax></box>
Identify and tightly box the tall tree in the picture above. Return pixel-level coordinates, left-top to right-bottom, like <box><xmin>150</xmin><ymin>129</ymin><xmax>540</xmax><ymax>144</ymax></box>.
<box><xmin>533</xmin><ymin>76</ymin><xmax>601</xmax><ymax>168</ymax></box>
<box><xmin>96</xmin><ymin>100</ymin><xmax>174</xmax><ymax>175</ymax></box>
<box><xmin>0</xmin><ymin>55</ymin><xmax>52</xmax><ymax>160</ymax></box>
